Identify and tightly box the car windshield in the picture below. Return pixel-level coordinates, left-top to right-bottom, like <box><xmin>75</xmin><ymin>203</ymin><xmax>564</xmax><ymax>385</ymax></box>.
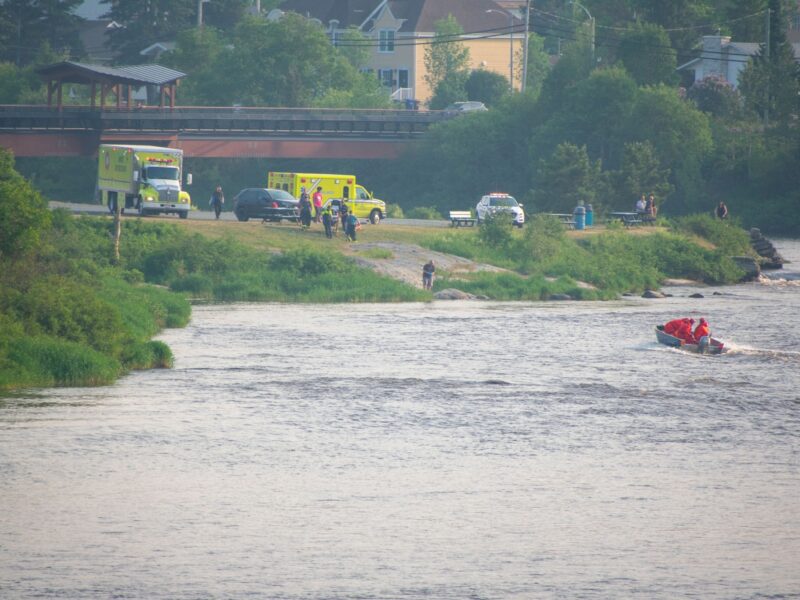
<box><xmin>489</xmin><ymin>196</ymin><xmax>517</xmax><ymax>207</ymax></box>
<box><xmin>144</xmin><ymin>166</ymin><xmax>179</xmax><ymax>181</ymax></box>
<box><xmin>270</xmin><ymin>189</ymin><xmax>296</xmax><ymax>201</ymax></box>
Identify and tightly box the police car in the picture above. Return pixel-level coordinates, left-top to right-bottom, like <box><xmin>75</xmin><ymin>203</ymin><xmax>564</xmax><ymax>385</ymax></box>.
<box><xmin>476</xmin><ymin>193</ymin><xmax>525</xmax><ymax>227</ymax></box>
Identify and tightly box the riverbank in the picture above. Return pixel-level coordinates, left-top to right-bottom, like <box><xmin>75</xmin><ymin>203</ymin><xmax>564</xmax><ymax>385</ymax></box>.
<box><xmin>1</xmin><ymin>200</ymin><xmax>759</xmax><ymax>390</ymax></box>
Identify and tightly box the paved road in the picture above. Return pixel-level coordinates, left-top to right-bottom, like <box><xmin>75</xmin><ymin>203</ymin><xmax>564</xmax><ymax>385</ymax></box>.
<box><xmin>49</xmin><ymin>201</ymin><xmax>450</xmax><ymax>227</ymax></box>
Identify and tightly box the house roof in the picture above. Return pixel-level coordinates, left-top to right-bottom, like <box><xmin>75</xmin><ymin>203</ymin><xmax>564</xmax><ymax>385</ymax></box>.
<box><xmin>36</xmin><ymin>61</ymin><xmax>186</xmax><ymax>86</ymax></box>
<box><xmin>678</xmin><ymin>40</ymin><xmax>800</xmax><ymax>71</ymax></box>
<box><xmin>280</xmin><ymin>0</ymin><xmax>522</xmax><ymax>33</ymax></box>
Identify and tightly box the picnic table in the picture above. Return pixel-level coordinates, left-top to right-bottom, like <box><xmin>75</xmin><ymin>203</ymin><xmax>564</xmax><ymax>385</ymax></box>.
<box><xmin>449</xmin><ymin>210</ymin><xmax>476</xmax><ymax>227</ymax></box>
<box><xmin>609</xmin><ymin>211</ymin><xmax>643</xmax><ymax>227</ymax></box>
<box><xmin>544</xmin><ymin>213</ymin><xmax>576</xmax><ymax>229</ymax></box>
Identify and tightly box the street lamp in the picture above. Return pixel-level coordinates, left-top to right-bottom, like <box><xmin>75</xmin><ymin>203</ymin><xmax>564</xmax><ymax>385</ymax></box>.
<box><xmin>569</xmin><ymin>0</ymin><xmax>595</xmax><ymax>65</ymax></box>
<box><xmin>486</xmin><ymin>8</ymin><xmax>514</xmax><ymax>91</ymax></box>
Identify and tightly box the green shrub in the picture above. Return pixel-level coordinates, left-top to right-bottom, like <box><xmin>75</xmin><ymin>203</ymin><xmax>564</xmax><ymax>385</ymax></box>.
<box><xmin>386</xmin><ymin>203</ymin><xmax>405</xmax><ymax>218</ymax></box>
<box><xmin>670</xmin><ymin>214</ymin><xmax>751</xmax><ymax>255</ymax></box>
<box><xmin>407</xmin><ymin>206</ymin><xmax>443</xmax><ymax>220</ymax></box>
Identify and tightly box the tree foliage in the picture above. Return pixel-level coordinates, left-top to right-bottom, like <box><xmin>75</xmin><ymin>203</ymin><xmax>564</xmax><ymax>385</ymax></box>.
<box><xmin>0</xmin><ymin>0</ymin><xmax>83</xmax><ymax>67</ymax></box>
<box><xmin>616</xmin><ymin>23</ymin><xmax>677</xmax><ymax>86</ymax></box>
<box><xmin>738</xmin><ymin>0</ymin><xmax>800</xmax><ymax>125</ymax></box>
<box><xmin>535</xmin><ymin>142</ymin><xmax>602</xmax><ymax>212</ymax></box>
<box><xmin>465</xmin><ymin>69</ymin><xmax>508</xmax><ymax>107</ymax></box>
<box><xmin>0</xmin><ymin>149</ymin><xmax>51</xmax><ymax>259</ymax></box>
<box><xmin>424</xmin><ymin>15</ymin><xmax>470</xmax><ymax>106</ymax></box>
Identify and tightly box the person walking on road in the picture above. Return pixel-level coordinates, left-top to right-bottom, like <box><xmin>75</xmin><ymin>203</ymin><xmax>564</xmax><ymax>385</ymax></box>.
<box><xmin>209</xmin><ymin>185</ymin><xmax>225</xmax><ymax>219</ymax></box>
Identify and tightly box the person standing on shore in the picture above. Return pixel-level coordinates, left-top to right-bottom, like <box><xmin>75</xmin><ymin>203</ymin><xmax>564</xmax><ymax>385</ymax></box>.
<box><xmin>322</xmin><ymin>204</ymin><xmax>334</xmax><ymax>238</ymax></box>
<box><xmin>313</xmin><ymin>187</ymin><xmax>323</xmax><ymax>223</ymax></box>
<box><xmin>716</xmin><ymin>201</ymin><xmax>728</xmax><ymax>220</ymax></box>
<box><xmin>422</xmin><ymin>260</ymin><xmax>435</xmax><ymax>290</ymax></box>
<box><xmin>209</xmin><ymin>186</ymin><xmax>225</xmax><ymax>220</ymax></box>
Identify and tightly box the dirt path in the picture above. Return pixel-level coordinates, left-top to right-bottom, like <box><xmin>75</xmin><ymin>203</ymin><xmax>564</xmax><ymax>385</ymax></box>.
<box><xmin>345</xmin><ymin>241</ymin><xmax>510</xmax><ymax>288</ymax></box>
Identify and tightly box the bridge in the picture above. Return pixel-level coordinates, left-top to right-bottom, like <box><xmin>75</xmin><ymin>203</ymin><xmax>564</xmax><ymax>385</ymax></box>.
<box><xmin>0</xmin><ymin>105</ymin><xmax>452</xmax><ymax>159</ymax></box>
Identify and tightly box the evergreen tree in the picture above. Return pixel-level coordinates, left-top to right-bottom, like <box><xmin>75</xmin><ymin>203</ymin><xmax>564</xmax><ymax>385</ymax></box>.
<box><xmin>0</xmin><ymin>0</ymin><xmax>83</xmax><ymax>67</ymax></box>
<box><xmin>738</xmin><ymin>0</ymin><xmax>800</xmax><ymax>125</ymax></box>
<box><xmin>535</xmin><ymin>142</ymin><xmax>602</xmax><ymax>212</ymax></box>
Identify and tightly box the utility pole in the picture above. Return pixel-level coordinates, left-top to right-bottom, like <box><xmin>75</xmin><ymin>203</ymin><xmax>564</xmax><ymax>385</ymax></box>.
<box><xmin>522</xmin><ymin>0</ymin><xmax>532</xmax><ymax>91</ymax></box>
<box><xmin>764</xmin><ymin>7</ymin><xmax>771</xmax><ymax>127</ymax></box>
<box><xmin>197</xmin><ymin>0</ymin><xmax>210</xmax><ymax>28</ymax></box>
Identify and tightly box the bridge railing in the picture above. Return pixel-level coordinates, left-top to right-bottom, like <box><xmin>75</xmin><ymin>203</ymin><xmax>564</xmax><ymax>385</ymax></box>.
<box><xmin>0</xmin><ymin>104</ymin><xmax>451</xmax><ymax>137</ymax></box>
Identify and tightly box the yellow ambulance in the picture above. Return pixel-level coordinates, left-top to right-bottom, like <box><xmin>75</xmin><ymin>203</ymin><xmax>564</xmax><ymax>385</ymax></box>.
<box><xmin>267</xmin><ymin>172</ymin><xmax>386</xmax><ymax>224</ymax></box>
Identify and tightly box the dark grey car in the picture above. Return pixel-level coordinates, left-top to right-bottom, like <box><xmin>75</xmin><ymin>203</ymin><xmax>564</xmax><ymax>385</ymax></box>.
<box><xmin>233</xmin><ymin>188</ymin><xmax>299</xmax><ymax>222</ymax></box>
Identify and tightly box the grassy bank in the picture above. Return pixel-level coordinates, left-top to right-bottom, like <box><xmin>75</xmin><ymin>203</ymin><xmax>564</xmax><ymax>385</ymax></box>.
<box><xmin>2</xmin><ymin>187</ymin><xmax>753</xmax><ymax>390</ymax></box>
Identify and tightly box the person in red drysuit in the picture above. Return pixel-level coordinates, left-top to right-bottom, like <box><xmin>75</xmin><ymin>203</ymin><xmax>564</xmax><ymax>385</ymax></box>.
<box><xmin>676</xmin><ymin>318</ymin><xmax>696</xmax><ymax>344</ymax></box>
<box><xmin>693</xmin><ymin>318</ymin><xmax>710</xmax><ymax>341</ymax></box>
<box><xmin>663</xmin><ymin>318</ymin><xmax>685</xmax><ymax>335</ymax></box>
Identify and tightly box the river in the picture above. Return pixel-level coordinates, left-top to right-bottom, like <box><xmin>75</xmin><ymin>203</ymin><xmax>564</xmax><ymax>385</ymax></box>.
<box><xmin>2</xmin><ymin>242</ymin><xmax>799</xmax><ymax>599</ymax></box>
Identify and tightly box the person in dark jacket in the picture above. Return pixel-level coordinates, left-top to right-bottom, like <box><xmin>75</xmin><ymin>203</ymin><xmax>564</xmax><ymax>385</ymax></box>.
<box><xmin>209</xmin><ymin>185</ymin><xmax>224</xmax><ymax>219</ymax></box>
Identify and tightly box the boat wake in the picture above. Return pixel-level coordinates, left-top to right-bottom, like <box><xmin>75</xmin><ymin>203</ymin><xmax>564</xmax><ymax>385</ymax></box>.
<box><xmin>723</xmin><ymin>343</ymin><xmax>800</xmax><ymax>363</ymax></box>
<box><xmin>758</xmin><ymin>273</ymin><xmax>800</xmax><ymax>286</ymax></box>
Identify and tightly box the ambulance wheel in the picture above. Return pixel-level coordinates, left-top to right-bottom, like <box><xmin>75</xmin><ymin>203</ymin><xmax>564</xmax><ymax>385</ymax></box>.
<box><xmin>369</xmin><ymin>209</ymin><xmax>382</xmax><ymax>224</ymax></box>
<box><xmin>179</xmin><ymin>211</ymin><xmax>188</xmax><ymax>219</ymax></box>
<box><xmin>137</xmin><ymin>196</ymin><xmax>147</xmax><ymax>216</ymax></box>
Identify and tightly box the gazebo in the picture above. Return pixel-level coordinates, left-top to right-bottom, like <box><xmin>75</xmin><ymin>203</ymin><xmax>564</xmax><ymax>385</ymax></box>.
<box><xmin>36</xmin><ymin>61</ymin><xmax>187</xmax><ymax>110</ymax></box>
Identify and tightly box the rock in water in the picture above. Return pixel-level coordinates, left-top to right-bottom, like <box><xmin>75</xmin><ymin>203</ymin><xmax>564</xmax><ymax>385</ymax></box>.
<box><xmin>433</xmin><ymin>288</ymin><xmax>476</xmax><ymax>300</ymax></box>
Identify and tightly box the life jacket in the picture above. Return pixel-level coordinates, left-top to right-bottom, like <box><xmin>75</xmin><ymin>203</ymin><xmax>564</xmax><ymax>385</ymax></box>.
<box><xmin>694</xmin><ymin>322</ymin><xmax>710</xmax><ymax>339</ymax></box>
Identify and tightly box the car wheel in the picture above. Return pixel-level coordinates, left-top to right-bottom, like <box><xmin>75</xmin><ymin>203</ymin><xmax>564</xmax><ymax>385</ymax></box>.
<box><xmin>369</xmin><ymin>209</ymin><xmax>382</xmax><ymax>224</ymax></box>
<box><xmin>179</xmin><ymin>211</ymin><xmax>188</xmax><ymax>219</ymax></box>
<box><xmin>236</xmin><ymin>211</ymin><xmax>249</xmax><ymax>222</ymax></box>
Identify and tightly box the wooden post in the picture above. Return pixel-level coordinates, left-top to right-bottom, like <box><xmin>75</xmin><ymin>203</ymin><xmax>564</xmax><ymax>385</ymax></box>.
<box><xmin>56</xmin><ymin>81</ymin><xmax>63</xmax><ymax>111</ymax></box>
<box><xmin>112</xmin><ymin>193</ymin><xmax>122</xmax><ymax>264</ymax></box>
<box><xmin>91</xmin><ymin>82</ymin><xmax>96</xmax><ymax>109</ymax></box>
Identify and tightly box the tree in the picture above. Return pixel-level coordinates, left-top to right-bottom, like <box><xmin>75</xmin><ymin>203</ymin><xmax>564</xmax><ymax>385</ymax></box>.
<box><xmin>627</xmin><ymin>85</ymin><xmax>714</xmax><ymax>211</ymax></box>
<box><xmin>616</xmin><ymin>23</ymin><xmax>678</xmax><ymax>86</ymax></box>
<box><xmin>0</xmin><ymin>149</ymin><xmax>51</xmax><ymax>260</ymax></box>
<box><xmin>535</xmin><ymin>67</ymin><xmax>638</xmax><ymax>169</ymax></box>
<box><xmin>101</xmin><ymin>0</ymin><xmax>197</xmax><ymax>64</ymax></box>
<box><xmin>535</xmin><ymin>142</ymin><xmax>602</xmax><ymax>212</ymax></box>
<box><xmin>633</xmin><ymin>0</ymin><xmax>714</xmax><ymax>49</ymax></box>
<box><xmin>465</xmin><ymin>69</ymin><xmax>508</xmax><ymax>107</ymax></box>
<box><xmin>613</xmin><ymin>141</ymin><xmax>673</xmax><ymax>207</ymax></box>
<box><xmin>738</xmin><ymin>0</ymin><xmax>800</xmax><ymax>125</ymax></box>
<box><xmin>521</xmin><ymin>32</ymin><xmax>551</xmax><ymax>97</ymax></box>
<box><xmin>686</xmin><ymin>75</ymin><xmax>745</xmax><ymax>119</ymax></box>
<box><xmin>0</xmin><ymin>0</ymin><xmax>83</xmax><ymax>67</ymax></box>
<box><xmin>424</xmin><ymin>16</ymin><xmax>470</xmax><ymax>104</ymax></box>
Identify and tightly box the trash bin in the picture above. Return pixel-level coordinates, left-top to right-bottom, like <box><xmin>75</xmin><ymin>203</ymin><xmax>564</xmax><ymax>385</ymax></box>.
<box><xmin>573</xmin><ymin>205</ymin><xmax>586</xmax><ymax>230</ymax></box>
<box><xmin>585</xmin><ymin>203</ymin><xmax>593</xmax><ymax>227</ymax></box>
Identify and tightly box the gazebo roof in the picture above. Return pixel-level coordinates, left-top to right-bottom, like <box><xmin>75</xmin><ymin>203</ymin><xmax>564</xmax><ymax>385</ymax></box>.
<box><xmin>36</xmin><ymin>61</ymin><xmax>186</xmax><ymax>86</ymax></box>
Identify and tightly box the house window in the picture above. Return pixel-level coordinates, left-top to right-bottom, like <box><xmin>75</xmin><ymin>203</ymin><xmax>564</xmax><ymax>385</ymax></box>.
<box><xmin>379</xmin><ymin>69</ymin><xmax>394</xmax><ymax>87</ymax></box>
<box><xmin>398</xmin><ymin>69</ymin><xmax>409</xmax><ymax>88</ymax></box>
<box><xmin>379</xmin><ymin>29</ymin><xmax>395</xmax><ymax>52</ymax></box>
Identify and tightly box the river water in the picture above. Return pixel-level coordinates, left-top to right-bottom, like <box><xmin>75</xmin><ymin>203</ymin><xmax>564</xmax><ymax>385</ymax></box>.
<box><xmin>2</xmin><ymin>242</ymin><xmax>799</xmax><ymax>599</ymax></box>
